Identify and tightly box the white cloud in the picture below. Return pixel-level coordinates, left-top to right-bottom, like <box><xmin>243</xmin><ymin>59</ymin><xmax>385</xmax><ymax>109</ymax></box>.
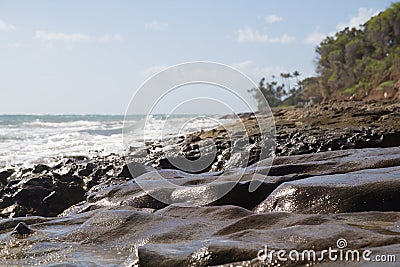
<box><xmin>302</xmin><ymin>7</ymin><xmax>380</xmax><ymax>46</ymax></box>
<box><xmin>237</xmin><ymin>27</ymin><xmax>295</xmax><ymax>44</ymax></box>
<box><xmin>34</xmin><ymin>30</ymin><xmax>123</xmax><ymax>47</ymax></box>
<box><xmin>266</xmin><ymin>15</ymin><xmax>283</xmax><ymax>24</ymax></box>
<box><xmin>237</xmin><ymin>27</ymin><xmax>268</xmax><ymax>43</ymax></box>
<box><xmin>268</xmin><ymin>34</ymin><xmax>296</xmax><ymax>44</ymax></box>
<box><xmin>231</xmin><ymin>60</ymin><xmax>286</xmax><ymax>81</ymax></box>
<box><xmin>0</xmin><ymin>19</ymin><xmax>16</xmax><ymax>31</ymax></box>
<box><xmin>140</xmin><ymin>65</ymin><xmax>169</xmax><ymax>79</ymax></box>
<box><xmin>304</xmin><ymin>31</ymin><xmax>326</xmax><ymax>45</ymax></box>
<box><xmin>304</xmin><ymin>7</ymin><xmax>382</xmax><ymax>44</ymax></box>
<box><xmin>336</xmin><ymin>7</ymin><xmax>380</xmax><ymax>31</ymax></box>
<box><xmin>35</xmin><ymin>31</ymin><xmax>90</xmax><ymax>42</ymax></box>
<box><xmin>98</xmin><ymin>33</ymin><xmax>124</xmax><ymax>42</ymax></box>
<box><xmin>145</xmin><ymin>21</ymin><xmax>168</xmax><ymax>31</ymax></box>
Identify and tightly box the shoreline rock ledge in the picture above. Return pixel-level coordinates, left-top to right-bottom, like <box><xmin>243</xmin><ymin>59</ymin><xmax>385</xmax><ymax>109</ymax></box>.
<box><xmin>0</xmin><ymin>101</ymin><xmax>400</xmax><ymax>266</ymax></box>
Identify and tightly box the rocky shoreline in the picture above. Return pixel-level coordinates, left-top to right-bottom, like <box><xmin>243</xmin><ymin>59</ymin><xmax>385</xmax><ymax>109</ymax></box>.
<box><xmin>0</xmin><ymin>101</ymin><xmax>400</xmax><ymax>266</ymax></box>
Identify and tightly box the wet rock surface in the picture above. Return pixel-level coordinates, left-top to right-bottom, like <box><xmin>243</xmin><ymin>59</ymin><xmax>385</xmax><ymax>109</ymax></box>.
<box><xmin>254</xmin><ymin>165</ymin><xmax>400</xmax><ymax>214</ymax></box>
<box><xmin>1</xmin><ymin>208</ymin><xmax>400</xmax><ymax>266</ymax></box>
<box><xmin>0</xmin><ymin>101</ymin><xmax>399</xmax><ymax>266</ymax></box>
<box><xmin>129</xmin><ymin>101</ymin><xmax>400</xmax><ymax>170</ymax></box>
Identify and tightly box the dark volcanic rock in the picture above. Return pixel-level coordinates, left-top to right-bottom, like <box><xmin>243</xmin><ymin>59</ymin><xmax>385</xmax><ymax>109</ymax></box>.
<box><xmin>117</xmin><ymin>161</ymin><xmax>153</xmax><ymax>178</ymax></box>
<box><xmin>1</xmin><ymin>138</ymin><xmax>400</xmax><ymax>219</ymax></box>
<box><xmin>77</xmin><ymin>162</ymin><xmax>95</xmax><ymax>176</ymax></box>
<box><xmin>1</xmin><ymin>207</ymin><xmax>400</xmax><ymax>266</ymax></box>
<box><xmin>11</xmin><ymin>222</ymin><xmax>33</xmax><ymax>236</ymax></box>
<box><xmin>0</xmin><ymin>101</ymin><xmax>399</xmax><ymax>266</ymax></box>
<box><xmin>255</xmin><ymin>166</ymin><xmax>400</xmax><ymax>214</ymax></box>
<box><xmin>0</xmin><ymin>169</ymin><xmax>13</xmax><ymax>185</ymax></box>
<box><xmin>58</xmin><ymin>147</ymin><xmax>400</xmax><ymax>216</ymax></box>
<box><xmin>0</xmin><ymin>172</ymin><xmax>86</xmax><ymax>217</ymax></box>
<box><xmin>123</xmin><ymin>101</ymin><xmax>400</xmax><ymax>172</ymax></box>
<box><xmin>32</xmin><ymin>164</ymin><xmax>50</xmax><ymax>174</ymax></box>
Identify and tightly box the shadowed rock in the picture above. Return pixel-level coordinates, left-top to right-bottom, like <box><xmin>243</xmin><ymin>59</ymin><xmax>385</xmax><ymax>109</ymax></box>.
<box><xmin>11</xmin><ymin>222</ymin><xmax>33</xmax><ymax>236</ymax></box>
<box><xmin>254</xmin><ymin>166</ymin><xmax>400</xmax><ymax>214</ymax></box>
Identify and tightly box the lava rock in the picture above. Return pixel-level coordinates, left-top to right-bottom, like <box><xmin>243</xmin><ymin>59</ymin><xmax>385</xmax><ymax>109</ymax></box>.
<box><xmin>11</xmin><ymin>222</ymin><xmax>33</xmax><ymax>236</ymax></box>
<box><xmin>0</xmin><ymin>169</ymin><xmax>13</xmax><ymax>185</ymax></box>
<box><xmin>254</xmin><ymin>166</ymin><xmax>400</xmax><ymax>214</ymax></box>
<box><xmin>32</xmin><ymin>164</ymin><xmax>50</xmax><ymax>174</ymax></box>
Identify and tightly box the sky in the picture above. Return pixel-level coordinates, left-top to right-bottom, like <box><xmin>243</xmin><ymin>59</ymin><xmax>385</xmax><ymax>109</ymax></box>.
<box><xmin>0</xmin><ymin>0</ymin><xmax>395</xmax><ymax>114</ymax></box>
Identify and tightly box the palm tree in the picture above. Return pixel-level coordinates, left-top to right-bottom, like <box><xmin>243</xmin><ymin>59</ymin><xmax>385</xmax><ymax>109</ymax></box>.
<box><xmin>280</xmin><ymin>73</ymin><xmax>292</xmax><ymax>91</ymax></box>
<box><xmin>292</xmin><ymin>71</ymin><xmax>301</xmax><ymax>84</ymax></box>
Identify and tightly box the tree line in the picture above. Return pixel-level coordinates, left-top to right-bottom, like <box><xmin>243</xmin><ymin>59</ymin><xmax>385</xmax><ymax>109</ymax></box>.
<box><xmin>249</xmin><ymin>71</ymin><xmax>305</xmax><ymax>109</ymax></box>
<box><xmin>252</xmin><ymin>2</ymin><xmax>400</xmax><ymax>109</ymax></box>
<box><xmin>313</xmin><ymin>2</ymin><xmax>400</xmax><ymax>100</ymax></box>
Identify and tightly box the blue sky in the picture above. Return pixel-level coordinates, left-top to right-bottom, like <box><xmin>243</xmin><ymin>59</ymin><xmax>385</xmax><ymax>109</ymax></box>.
<box><xmin>0</xmin><ymin>0</ymin><xmax>395</xmax><ymax>114</ymax></box>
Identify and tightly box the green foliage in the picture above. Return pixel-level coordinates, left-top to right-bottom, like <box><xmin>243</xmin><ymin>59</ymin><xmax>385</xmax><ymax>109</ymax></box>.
<box><xmin>340</xmin><ymin>86</ymin><xmax>357</xmax><ymax>96</ymax></box>
<box><xmin>313</xmin><ymin>2</ymin><xmax>400</xmax><ymax>100</ymax></box>
<box><xmin>301</xmin><ymin>77</ymin><xmax>323</xmax><ymax>102</ymax></box>
<box><xmin>249</xmin><ymin>71</ymin><xmax>305</xmax><ymax>109</ymax></box>
<box><xmin>377</xmin><ymin>80</ymin><xmax>396</xmax><ymax>90</ymax></box>
<box><xmin>251</xmin><ymin>3</ymin><xmax>399</xmax><ymax>106</ymax></box>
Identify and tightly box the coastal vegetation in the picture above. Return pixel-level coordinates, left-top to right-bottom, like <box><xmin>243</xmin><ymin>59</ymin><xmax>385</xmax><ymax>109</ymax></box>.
<box><xmin>252</xmin><ymin>2</ymin><xmax>400</xmax><ymax>108</ymax></box>
<box><xmin>249</xmin><ymin>71</ymin><xmax>304</xmax><ymax>109</ymax></box>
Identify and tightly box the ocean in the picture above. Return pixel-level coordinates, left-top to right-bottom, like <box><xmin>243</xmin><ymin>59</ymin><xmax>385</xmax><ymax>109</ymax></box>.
<box><xmin>0</xmin><ymin>114</ymin><xmax>225</xmax><ymax>168</ymax></box>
